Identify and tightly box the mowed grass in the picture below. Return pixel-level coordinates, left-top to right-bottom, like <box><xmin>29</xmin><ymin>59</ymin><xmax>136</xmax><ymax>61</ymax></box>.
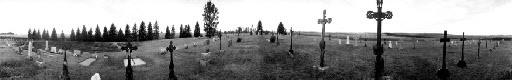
<box><xmin>1</xmin><ymin>34</ymin><xmax>512</xmax><ymax>80</ymax></box>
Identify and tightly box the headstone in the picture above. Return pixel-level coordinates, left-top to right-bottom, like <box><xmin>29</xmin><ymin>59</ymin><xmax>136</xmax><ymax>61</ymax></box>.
<box><xmin>45</xmin><ymin>41</ymin><xmax>48</xmax><ymax>51</ymax></box>
<box><xmin>58</xmin><ymin>49</ymin><xmax>65</xmax><ymax>54</ymax></box>
<box><xmin>184</xmin><ymin>44</ymin><xmax>189</xmax><ymax>49</ymax></box>
<box><xmin>91</xmin><ymin>73</ymin><xmax>101</xmax><ymax>80</ymax></box>
<box><xmin>50</xmin><ymin>47</ymin><xmax>57</xmax><ymax>53</ymax></box>
<box><xmin>228</xmin><ymin>39</ymin><xmax>233</xmax><ymax>47</ymax></box>
<box><xmin>395</xmin><ymin>41</ymin><xmax>398</xmax><ymax>45</ymax></box>
<box><xmin>73</xmin><ymin>50</ymin><xmax>81</xmax><ymax>57</ymax></box>
<box><xmin>28</xmin><ymin>41</ymin><xmax>32</xmax><ymax>58</ymax></box>
<box><xmin>388</xmin><ymin>41</ymin><xmax>393</xmax><ymax>49</ymax></box>
<box><xmin>346</xmin><ymin>36</ymin><xmax>350</xmax><ymax>44</ymax></box>
<box><xmin>338</xmin><ymin>39</ymin><xmax>342</xmax><ymax>44</ymax></box>
<box><xmin>193</xmin><ymin>42</ymin><xmax>197</xmax><ymax>47</ymax></box>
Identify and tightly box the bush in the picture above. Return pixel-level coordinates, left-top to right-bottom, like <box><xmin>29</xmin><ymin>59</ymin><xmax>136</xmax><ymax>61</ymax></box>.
<box><xmin>236</xmin><ymin>38</ymin><xmax>242</xmax><ymax>42</ymax></box>
<box><xmin>270</xmin><ymin>36</ymin><xmax>276</xmax><ymax>42</ymax></box>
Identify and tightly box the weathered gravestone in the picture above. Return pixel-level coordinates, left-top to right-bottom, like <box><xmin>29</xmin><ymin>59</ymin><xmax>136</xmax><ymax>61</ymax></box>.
<box><xmin>73</xmin><ymin>50</ymin><xmax>81</xmax><ymax>57</ymax></box>
<box><xmin>51</xmin><ymin>47</ymin><xmax>57</xmax><ymax>53</ymax></box>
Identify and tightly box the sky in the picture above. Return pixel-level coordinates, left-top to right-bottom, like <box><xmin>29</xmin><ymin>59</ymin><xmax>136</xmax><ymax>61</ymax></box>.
<box><xmin>0</xmin><ymin>0</ymin><xmax>510</xmax><ymax>35</ymax></box>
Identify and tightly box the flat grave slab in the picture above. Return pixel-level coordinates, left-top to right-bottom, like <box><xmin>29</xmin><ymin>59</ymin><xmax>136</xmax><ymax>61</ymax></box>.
<box><xmin>123</xmin><ymin>58</ymin><xmax>146</xmax><ymax>67</ymax></box>
<box><xmin>79</xmin><ymin>58</ymin><xmax>97</xmax><ymax>66</ymax></box>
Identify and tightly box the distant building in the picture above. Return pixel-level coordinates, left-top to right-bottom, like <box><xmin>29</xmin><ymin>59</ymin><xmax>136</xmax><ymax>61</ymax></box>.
<box><xmin>0</xmin><ymin>32</ymin><xmax>15</xmax><ymax>35</ymax></box>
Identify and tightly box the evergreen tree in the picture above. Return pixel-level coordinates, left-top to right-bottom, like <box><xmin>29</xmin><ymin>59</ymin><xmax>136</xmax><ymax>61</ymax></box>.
<box><xmin>202</xmin><ymin>1</ymin><xmax>219</xmax><ymax>38</ymax></box>
<box><xmin>94</xmin><ymin>25</ymin><xmax>101</xmax><ymax>42</ymax></box>
<box><xmin>76</xmin><ymin>27</ymin><xmax>81</xmax><ymax>41</ymax></box>
<box><xmin>102</xmin><ymin>26</ymin><xmax>109</xmax><ymax>42</ymax></box>
<box><xmin>88</xmin><ymin>28</ymin><xmax>93</xmax><ymax>42</ymax></box>
<box><xmin>257</xmin><ymin>20</ymin><xmax>263</xmax><ymax>35</ymax></box>
<box><xmin>60</xmin><ymin>30</ymin><xmax>65</xmax><ymax>41</ymax></box>
<box><xmin>42</xmin><ymin>29</ymin><xmax>46</xmax><ymax>40</ymax></box>
<box><xmin>125</xmin><ymin>24</ymin><xmax>131</xmax><ymax>40</ymax></box>
<box><xmin>109</xmin><ymin>23</ymin><xmax>117</xmax><ymax>42</ymax></box>
<box><xmin>186</xmin><ymin>24</ymin><xmax>192</xmax><ymax>38</ymax></box>
<box><xmin>194</xmin><ymin>22</ymin><xmax>201</xmax><ymax>37</ymax></box>
<box><xmin>82</xmin><ymin>25</ymin><xmax>88</xmax><ymax>41</ymax></box>
<box><xmin>139</xmin><ymin>21</ymin><xmax>147</xmax><ymax>41</ymax></box>
<box><xmin>51</xmin><ymin>28</ymin><xmax>57</xmax><ymax>40</ymax></box>
<box><xmin>132</xmin><ymin>23</ymin><xmax>138</xmax><ymax>41</ymax></box>
<box><xmin>154</xmin><ymin>21</ymin><xmax>159</xmax><ymax>39</ymax></box>
<box><xmin>179</xmin><ymin>24</ymin><xmax>183</xmax><ymax>38</ymax></box>
<box><xmin>28</xmin><ymin>28</ymin><xmax>32</xmax><ymax>39</ymax></box>
<box><xmin>118</xmin><ymin>28</ymin><xmax>124</xmax><ymax>41</ymax></box>
<box><xmin>165</xmin><ymin>26</ymin><xmax>170</xmax><ymax>39</ymax></box>
<box><xmin>70</xmin><ymin>29</ymin><xmax>75</xmax><ymax>41</ymax></box>
<box><xmin>32</xmin><ymin>29</ymin><xmax>37</xmax><ymax>39</ymax></box>
<box><xmin>277</xmin><ymin>22</ymin><xmax>286</xmax><ymax>35</ymax></box>
<box><xmin>171</xmin><ymin>25</ymin><xmax>175</xmax><ymax>39</ymax></box>
<box><xmin>45</xmin><ymin>29</ymin><xmax>50</xmax><ymax>40</ymax></box>
<box><xmin>37</xmin><ymin>29</ymin><xmax>41</xmax><ymax>39</ymax></box>
<box><xmin>147</xmin><ymin>22</ymin><xmax>154</xmax><ymax>40</ymax></box>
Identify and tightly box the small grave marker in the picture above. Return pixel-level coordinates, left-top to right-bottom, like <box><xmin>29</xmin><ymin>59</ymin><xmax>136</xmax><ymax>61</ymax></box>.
<box><xmin>346</xmin><ymin>36</ymin><xmax>350</xmax><ymax>45</ymax></box>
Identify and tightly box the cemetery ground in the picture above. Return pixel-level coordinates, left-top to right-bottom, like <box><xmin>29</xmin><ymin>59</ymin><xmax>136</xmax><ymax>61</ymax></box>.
<box><xmin>1</xmin><ymin>33</ymin><xmax>512</xmax><ymax>79</ymax></box>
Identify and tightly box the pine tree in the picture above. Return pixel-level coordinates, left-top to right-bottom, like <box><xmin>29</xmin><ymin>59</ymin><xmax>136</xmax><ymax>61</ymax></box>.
<box><xmin>171</xmin><ymin>25</ymin><xmax>175</xmax><ymax>39</ymax></box>
<box><xmin>102</xmin><ymin>26</ymin><xmax>109</xmax><ymax>42</ymax></box>
<box><xmin>154</xmin><ymin>21</ymin><xmax>159</xmax><ymax>39</ymax></box>
<box><xmin>194</xmin><ymin>22</ymin><xmax>201</xmax><ymax>37</ymax></box>
<box><xmin>76</xmin><ymin>27</ymin><xmax>81</xmax><ymax>41</ymax></box>
<box><xmin>109</xmin><ymin>23</ymin><xmax>117</xmax><ymax>42</ymax></box>
<box><xmin>88</xmin><ymin>28</ymin><xmax>93</xmax><ymax>42</ymax></box>
<box><xmin>28</xmin><ymin>28</ymin><xmax>32</xmax><ymax>39</ymax></box>
<box><xmin>139</xmin><ymin>21</ymin><xmax>147</xmax><ymax>41</ymax></box>
<box><xmin>118</xmin><ymin>28</ymin><xmax>124</xmax><ymax>41</ymax></box>
<box><xmin>37</xmin><ymin>29</ymin><xmax>41</xmax><ymax>39</ymax></box>
<box><xmin>45</xmin><ymin>29</ymin><xmax>50</xmax><ymax>40</ymax></box>
<box><xmin>125</xmin><ymin>24</ymin><xmax>131</xmax><ymax>40</ymax></box>
<box><xmin>147</xmin><ymin>22</ymin><xmax>154</xmax><ymax>40</ymax></box>
<box><xmin>42</xmin><ymin>29</ymin><xmax>46</xmax><ymax>40</ymax></box>
<box><xmin>70</xmin><ymin>29</ymin><xmax>75</xmax><ymax>41</ymax></box>
<box><xmin>202</xmin><ymin>1</ymin><xmax>219</xmax><ymax>38</ymax></box>
<box><xmin>257</xmin><ymin>20</ymin><xmax>263</xmax><ymax>35</ymax></box>
<box><xmin>277</xmin><ymin>22</ymin><xmax>286</xmax><ymax>35</ymax></box>
<box><xmin>51</xmin><ymin>28</ymin><xmax>57</xmax><ymax>41</ymax></box>
<box><xmin>82</xmin><ymin>25</ymin><xmax>88</xmax><ymax>41</ymax></box>
<box><xmin>32</xmin><ymin>29</ymin><xmax>37</xmax><ymax>39</ymax></box>
<box><xmin>132</xmin><ymin>23</ymin><xmax>138</xmax><ymax>41</ymax></box>
<box><xmin>179</xmin><ymin>24</ymin><xmax>183</xmax><ymax>38</ymax></box>
<box><xmin>94</xmin><ymin>25</ymin><xmax>101</xmax><ymax>42</ymax></box>
<box><xmin>60</xmin><ymin>30</ymin><xmax>65</xmax><ymax>41</ymax></box>
<box><xmin>165</xmin><ymin>26</ymin><xmax>170</xmax><ymax>39</ymax></box>
<box><xmin>186</xmin><ymin>25</ymin><xmax>192</xmax><ymax>38</ymax></box>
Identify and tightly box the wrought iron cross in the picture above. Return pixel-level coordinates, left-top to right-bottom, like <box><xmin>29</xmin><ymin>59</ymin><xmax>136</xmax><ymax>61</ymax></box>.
<box><xmin>318</xmin><ymin>10</ymin><xmax>332</xmax><ymax>68</ymax></box>
<box><xmin>457</xmin><ymin>32</ymin><xmax>467</xmax><ymax>68</ymax></box>
<box><xmin>289</xmin><ymin>27</ymin><xmax>294</xmax><ymax>55</ymax></box>
<box><xmin>366</xmin><ymin>0</ymin><xmax>392</xmax><ymax>79</ymax></box>
<box><xmin>121</xmin><ymin>41</ymin><xmax>138</xmax><ymax>80</ymax></box>
<box><xmin>437</xmin><ymin>30</ymin><xmax>450</xmax><ymax>80</ymax></box>
<box><xmin>166</xmin><ymin>41</ymin><xmax>177</xmax><ymax>80</ymax></box>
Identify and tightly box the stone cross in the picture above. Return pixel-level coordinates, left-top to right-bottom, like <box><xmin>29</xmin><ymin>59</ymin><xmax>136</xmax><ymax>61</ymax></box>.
<box><xmin>366</xmin><ymin>0</ymin><xmax>393</xmax><ymax>79</ymax></box>
<box><xmin>437</xmin><ymin>30</ymin><xmax>450</xmax><ymax>80</ymax></box>
<box><xmin>165</xmin><ymin>41</ymin><xmax>177</xmax><ymax>80</ymax></box>
<box><xmin>121</xmin><ymin>41</ymin><xmax>138</xmax><ymax>80</ymax></box>
<box><xmin>456</xmin><ymin>32</ymin><xmax>467</xmax><ymax>68</ymax></box>
<box><xmin>317</xmin><ymin>9</ymin><xmax>332</xmax><ymax>69</ymax></box>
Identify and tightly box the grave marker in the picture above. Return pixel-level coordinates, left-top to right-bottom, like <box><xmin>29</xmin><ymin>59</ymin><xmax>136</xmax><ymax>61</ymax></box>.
<box><xmin>388</xmin><ymin>41</ymin><xmax>392</xmax><ymax>49</ymax></box>
<box><xmin>45</xmin><ymin>41</ymin><xmax>48</xmax><ymax>51</ymax></box>
<box><xmin>346</xmin><ymin>36</ymin><xmax>350</xmax><ymax>44</ymax></box>
<box><xmin>289</xmin><ymin>27</ymin><xmax>294</xmax><ymax>56</ymax></box>
<box><xmin>317</xmin><ymin>9</ymin><xmax>332</xmax><ymax>70</ymax></box>
<box><xmin>165</xmin><ymin>41</ymin><xmax>177</xmax><ymax>80</ymax></box>
<box><xmin>121</xmin><ymin>40</ymin><xmax>138</xmax><ymax>80</ymax></box>
<box><xmin>436</xmin><ymin>30</ymin><xmax>450</xmax><ymax>80</ymax></box>
<box><xmin>51</xmin><ymin>47</ymin><xmax>57</xmax><ymax>53</ymax></box>
<box><xmin>477</xmin><ymin>39</ymin><xmax>481</xmax><ymax>58</ymax></box>
<box><xmin>339</xmin><ymin>39</ymin><xmax>342</xmax><ymax>44</ymax></box>
<box><xmin>456</xmin><ymin>32</ymin><xmax>467</xmax><ymax>68</ymax></box>
<box><xmin>366</xmin><ymin>0</ymin><xmax>393</xmax><ymax>79</ymax></box>
<box><xmin>28</xmin><ymin>41</ymin><xmax>32</xmax><ymax>59</ymax></box>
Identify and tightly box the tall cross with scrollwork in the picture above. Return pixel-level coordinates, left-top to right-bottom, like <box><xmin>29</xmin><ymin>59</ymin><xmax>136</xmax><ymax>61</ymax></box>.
<box><xmin>121</xmin><ymin>40</ymin><xmax>138</xmax><ymax>80</ymax></box>
<box><xmin>366</xmin><ymin>0</ymin><xmax>393</xmax><ymax>79</ymax></box>
<box><xmin>318</xmin><ymin>10</ymin><xmax>332</xmax><ymax>69</ymax></box>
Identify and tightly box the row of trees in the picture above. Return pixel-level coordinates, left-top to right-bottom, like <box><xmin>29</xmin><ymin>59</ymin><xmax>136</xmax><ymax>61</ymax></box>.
<box><xmin>177</xmin><ymin>22</ymin><xmax>203</xmax><ymax>38</ymax></box>
<box><xmin>28</xmin><ymin>28</ymin><xmax>66</xmax><ymax>41</ymax></box>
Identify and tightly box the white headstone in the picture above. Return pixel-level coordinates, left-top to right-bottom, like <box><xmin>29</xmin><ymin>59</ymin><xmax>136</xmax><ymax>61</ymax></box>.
<box><xmin>354</xmin><ymin>38</ymin><xmax>358</xmax><ymax>46</ymax></box>
<box><xmin>388</xmin><ymin>41</ymin><xmax>393</xmax><ymax>48</ymax></box>
<box><xmin>51</xmin><ymin>47</ymin><xmax>57</xmax><ymax>53</ymax></box>
<box><xmin>28</xmin><ymin>41</ymin><xmax>32</xmax><ymax>58</ymax></box>
<box><xmin>416</xmin><ymin>40</ymin><xmax>419</xmax><ymax>43</ymax></box>
<box><xmin>91</xmin><ymin>73</ymin><xmax>101</xmax><ymax>80</ymax></box>
<box><xmin>45</xmin><ymin>41</ymin><xmax>49</xmax><ymax>51</ymax></box>
<box><xmin>338</xmin><ymin>39</ymin><xmax>342</xmax><ymax>44</ymax></box>
<box><xmin>346</xmin><ymin>36</ymin><xmax>350</xmax><ymax>44</ymax></box>
<box><xmin>395</xmin><ymin>41</ymin><xmax>398</xmax><ymax>45</ymax></box>
<box><xmin>73</xmin><ymin>50</ymin><xmax>81</xmax><ymax>56</ymax></box>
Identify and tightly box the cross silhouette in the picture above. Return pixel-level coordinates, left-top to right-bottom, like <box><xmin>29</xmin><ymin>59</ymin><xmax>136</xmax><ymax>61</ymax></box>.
<box><xmin>166</xmin><ymin>41</ymin><xmax>177</xmax><ymax>80</ymax></box>
<box><xmin>121</xmin><ymin>41</ymin><xmax>137</xmax><ymax>80</ymax></box>
<box><xmin>457</xmin><ymin>32</ymin><xmax>467</xmax><ymax>68</ymax></box>
<box><xmin>366</xmin><ymin>0</ymin><xmax>393</xmax><ymax>79</ymax></box>
<box><xmin>437</xmin><ymin>30</ymin><xmax>450</xmax><ymax>80</ymax></box>
<box><xmin>317</xmin><ymin>10</ymin><xmax>332</xmax><ymax>69</ymax></box>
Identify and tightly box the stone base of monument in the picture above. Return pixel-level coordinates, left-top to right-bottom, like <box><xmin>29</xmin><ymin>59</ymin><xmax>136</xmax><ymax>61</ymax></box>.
<box><xmin>123</xmin><ymin>58</ymin><xmax>146</xmax><ymax>67</ymax></box>
<box><xmin>79</xmin><ymin>58</ymin><xmax>96</xmax><ymax>66</ymax></box>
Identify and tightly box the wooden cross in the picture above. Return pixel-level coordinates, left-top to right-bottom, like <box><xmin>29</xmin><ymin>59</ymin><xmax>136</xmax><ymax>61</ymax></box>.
<box><xmin>318</xmin><ymin>10</ymin><xmax>332</xmax><ymax>68</ymax></box>
<box><xmin>457</xmin><ymin>32</ymin><xmax>467</xmax><ymax>68</ymax></box>
<box><xmin>165</xmin><ymin>41</ymin><xmax>177</xmax><ymax>80</ymax></box>
<box><xmin>366</xmin><ymin>0</ymin><xmax>392</xmax><ymax>79</ymax></box>
<box><xmin>121</xmin><ymin>41</ymin><xmax>138</xmax><ymax>80</ymax></box>
<box><xmin>289</xmin><ymin>27</ymin><xmax>294</xmax><ymax>56</ymax></box>
<box><xmin>437</xmin><ymin>30</ymin><xmax>450</xmax><ymax>80</ymax></box>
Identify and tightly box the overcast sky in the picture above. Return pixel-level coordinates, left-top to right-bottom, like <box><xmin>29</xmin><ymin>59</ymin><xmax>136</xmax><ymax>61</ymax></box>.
<box><xmin>0</xmin><ymin>0</ymin><xmax>510</xmax><ymax>35</ymax></box>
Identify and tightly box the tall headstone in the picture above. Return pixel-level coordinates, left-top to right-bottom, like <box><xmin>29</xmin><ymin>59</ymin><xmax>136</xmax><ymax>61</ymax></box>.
<box><xmin>45</xmin><ymin>41</ymin><xmax>49</xmax><ymax>51</ymax></box>
<box><xmin>346</xmin><ymin>36</ymin><xmax>350</xmax><ymax>44</ymax></box>
<box><xmin>28</xmin><ymin>41</ymin><xmax>33</xmax><ymax>59</ymax></box>
<box><xmin>339</xmin><ymin>39</ymin><xmax>342</xmax><ymax>44</ymax></box>
<box><xmin>388</xmin><ymin>41</ymin><xmax>393</xmax><ymax>49</ymax></box>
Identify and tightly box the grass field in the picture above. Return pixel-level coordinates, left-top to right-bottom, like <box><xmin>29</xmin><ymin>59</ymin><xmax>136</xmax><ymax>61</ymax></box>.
<box><xmin>1</xmin><ymin>33</ymin><xmax>512</xmax><ymax>80</ymax></box>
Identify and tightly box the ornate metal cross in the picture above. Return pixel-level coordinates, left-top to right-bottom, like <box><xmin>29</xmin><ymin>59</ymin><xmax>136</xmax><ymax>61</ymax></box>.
<box><xmin>457</xmin><ymin>32</ymin><xmax>467</xmax><ymax>68</ymax></box>
<box><xmin>437</xmin><ymin>30</ymin><xmax>450</xmax><ymax>80</ymax></box>
<box><xmin>318</xmin><ymin>10</ymin><xmax>332</xmax><ymax>68</ymax></box>
<box><xmin>121</xmin><ymin>41</ymin><xmax>138</xmax><ymax>80</ymax></box>
<box><xmin>166</xmin><ymin>41</ymin><xmax>177</xmax><ymax>80</ymax></box>
<box><xmin>366</xmin><ymin>0</ymin><xmax>392</xmax><ymax>79</ymax></box>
